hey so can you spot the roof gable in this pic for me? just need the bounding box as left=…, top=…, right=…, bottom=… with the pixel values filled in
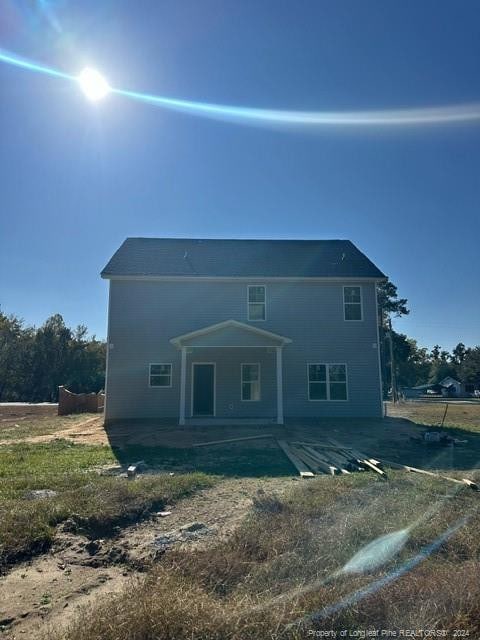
left=101, top=238, right=386, bottom=279
left=170, top=320, right=292, bottom=348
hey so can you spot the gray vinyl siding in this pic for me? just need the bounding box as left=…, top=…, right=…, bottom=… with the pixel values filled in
left=105, top=279, right=382, bottom=421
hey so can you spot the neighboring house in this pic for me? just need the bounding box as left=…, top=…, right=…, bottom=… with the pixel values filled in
left=402, top=377, right=470, bottom=399
left=439, top=376, right=462, bottom=397
left=101, top=238, right=387, bottom=424
left=400, top=385, right=428, bottom=399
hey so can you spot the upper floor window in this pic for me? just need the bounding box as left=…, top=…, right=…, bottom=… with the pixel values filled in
left=308, top=363, right=348, bottom=401
left=149, top=363, right=172, bottom=388
left=241, top=363, right=261, bottom=401
left=247, top=285, right=266, bottom=321
left=343, top=286, right=363, bottom=321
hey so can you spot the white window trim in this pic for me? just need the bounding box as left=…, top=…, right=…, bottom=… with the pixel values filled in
left=247, top=284, right=267, bottom=322
left=343, top=285, right=363, bottom=322
left=241, top=362, right=261, bottom=402
left=191, top=362, right=216, bottom=417
left=307, top=363, right=349, bottom=402
left=149, top=363, right=172, bottom=388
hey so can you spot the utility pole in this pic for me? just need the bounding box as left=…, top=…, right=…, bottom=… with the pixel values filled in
left=388, top=318, right=398, bottom=403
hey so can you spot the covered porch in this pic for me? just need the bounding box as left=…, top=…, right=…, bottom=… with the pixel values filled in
left=170, top=320, right=292, bottom=425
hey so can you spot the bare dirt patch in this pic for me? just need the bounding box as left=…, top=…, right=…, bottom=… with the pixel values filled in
left=0, top=476, right=294, bottom=638
left=0, top=404, right=57, bottom=424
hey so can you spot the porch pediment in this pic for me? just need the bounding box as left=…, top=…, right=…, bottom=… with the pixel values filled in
left=170, top=319, right=292, bottom=349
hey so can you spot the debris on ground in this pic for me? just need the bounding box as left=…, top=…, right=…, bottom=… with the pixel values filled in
left=276, top=438, right=478, bottom=491
left=409, top=431, right=468, bottom=446
left=25, top=489, right=58, bottom=500
left=153, top=522, right=213, bottom=550
left=193, top=433, right=274, bottom=447
left=126, top=460, right=147, bottom=479
left=378, top=458, right=479, bottom=491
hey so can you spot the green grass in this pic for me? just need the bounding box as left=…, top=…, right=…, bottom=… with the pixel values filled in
left=0, top=439, right=216, bottom=567
left=112, top=444, right=293, bottom=478
left=58, top=472, right=480, bottom=639
left=0, top=413, right=98, bottom=441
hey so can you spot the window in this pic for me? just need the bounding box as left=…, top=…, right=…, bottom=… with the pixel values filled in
left=343, top=286, right=363, bottom=321
left=308, top=363, right=347, bottom=401
left=149, top=363, right=172, bottom=387
left=248, top=285, right=266, bottom=321
left=241, top=363, right=261, bottom=401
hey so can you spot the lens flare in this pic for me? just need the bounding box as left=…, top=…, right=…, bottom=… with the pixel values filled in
left=1, top=48, right=480, bottom=129
left=77, top=68, right=110, bottom=101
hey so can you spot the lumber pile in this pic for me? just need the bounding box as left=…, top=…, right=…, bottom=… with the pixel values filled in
left=277, top=440, right=385, bottom=478
left=189, top=433, right=478, bottom=492
left=276, top=439, right=479, bottom=492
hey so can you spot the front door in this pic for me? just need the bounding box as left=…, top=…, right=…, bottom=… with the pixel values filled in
left=192, top=363, right=215, bottom=416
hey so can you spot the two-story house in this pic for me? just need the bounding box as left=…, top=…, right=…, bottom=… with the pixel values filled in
left=101, top=238, right=387, bottom=424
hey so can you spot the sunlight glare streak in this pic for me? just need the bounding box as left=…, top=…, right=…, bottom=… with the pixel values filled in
left=0, top=49, right=72, bottom=80
left=1, top=47, right=480, bottom=127
left=340, top=528, right=410, bottom=575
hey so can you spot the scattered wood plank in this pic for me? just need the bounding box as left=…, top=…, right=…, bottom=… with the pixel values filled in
left=293, top=442, right=355, bottom=451
left=333, top=444, right=382, bottom=468
left=356, top=458, right=386, bottom=477
left=302, top=445, right=351, bottom=474
left=290, top=445, right=336, bottom=475
left=276, top=441, right=315, bottom=478
left=193, top=433, right=274, bottom=447
left=378, top=458, right=479, bottom=491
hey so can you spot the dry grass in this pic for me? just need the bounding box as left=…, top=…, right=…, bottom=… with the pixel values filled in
left=388, top=400, right=480, bottom=432
left=58, top=472, right=480, bottom=639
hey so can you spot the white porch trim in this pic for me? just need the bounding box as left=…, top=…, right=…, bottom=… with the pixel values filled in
left=179, top=347, right=187, bottom=425
left=276, top=346, right=284, bottom=424
left=172, top=320, right=290, bottom=426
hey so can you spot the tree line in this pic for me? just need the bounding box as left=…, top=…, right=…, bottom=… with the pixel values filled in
left=1, top=284, right=479, bottom=403
left=0, top=310, right=105, bottom=402
left=378, top=282, right=480, bottom=394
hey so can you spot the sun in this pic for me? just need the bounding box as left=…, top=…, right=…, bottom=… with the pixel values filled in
left=77, top=67, right=110, bottom=101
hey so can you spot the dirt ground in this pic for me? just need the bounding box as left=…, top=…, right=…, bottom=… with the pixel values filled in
left=1, top=402, right=480, bottom=473
left=1, top=401, right=479, bottom=637
left=0, top=403, right=57, bottom=424
left=0, top=475, right=294, bottom=638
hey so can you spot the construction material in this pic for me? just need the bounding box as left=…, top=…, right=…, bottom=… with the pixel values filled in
left=193, top=433, right=274, bottom=447
left=293, top=442, right=355, bottom=451
left=276, top=441, right=315, bottom=477
left=378, top=458, right=479, bottom=491
left=289, top=444, right=336, bottom=475
left=357, top=458, right=386, bottom=477
left=302, top=445, right=351, bottom=474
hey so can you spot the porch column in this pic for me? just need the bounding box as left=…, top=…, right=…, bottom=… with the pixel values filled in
left=276, top=346, right=284, bottom=424
left=179, top=346, right=187, bottom=425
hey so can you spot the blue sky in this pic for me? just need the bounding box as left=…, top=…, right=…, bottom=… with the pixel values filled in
left=1, top=0, right=479, bottom=351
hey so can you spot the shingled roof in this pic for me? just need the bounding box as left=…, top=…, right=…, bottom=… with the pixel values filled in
left=101, top=238, right=386, bottom=279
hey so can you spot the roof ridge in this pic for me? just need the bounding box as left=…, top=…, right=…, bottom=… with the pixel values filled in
left=125, top=237, right=350, bottom=242
left=101, top=237, right=386, bottom=279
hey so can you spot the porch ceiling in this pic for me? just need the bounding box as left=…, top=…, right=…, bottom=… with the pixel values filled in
left=170, top=319, right=292, bottom=348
